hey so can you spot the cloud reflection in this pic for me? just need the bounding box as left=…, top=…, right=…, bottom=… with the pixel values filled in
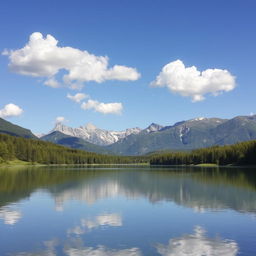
left=67, top=213, right=122, bottom=235
left=156, top=226, right=238, bottom=256
left=12, top=238, right=141, bottom=256
left=11, top=239, right=58, bottom=256
left=0, top=206, right=22, bottom=225
left=64, top=245, right=141, bottom=256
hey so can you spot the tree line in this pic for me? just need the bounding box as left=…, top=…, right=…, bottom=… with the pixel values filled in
left=1, top=132, right=255, bottom=166
left=0, top=133, right=146, bottom=164
left=150, top=140, right=256, bottom=165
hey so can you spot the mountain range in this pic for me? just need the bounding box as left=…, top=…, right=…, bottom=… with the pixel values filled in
left=47, top=122, right=142, bottom=146
left=1, top=115, right=256, bottom=155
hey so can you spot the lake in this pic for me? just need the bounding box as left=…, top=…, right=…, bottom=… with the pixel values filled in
left=0, top=166, right=256, bottom=255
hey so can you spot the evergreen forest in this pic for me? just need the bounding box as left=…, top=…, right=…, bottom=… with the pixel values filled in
left=0, top=133, right=145, bottom=165
left=150, top=140, right=256, bottom=166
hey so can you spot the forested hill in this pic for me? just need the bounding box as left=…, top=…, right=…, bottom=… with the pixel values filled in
left=1, top=131, right=255, bottom=166
left=0, top=133, right=145, bottom=165
left=0, top=117, right=37, bottom=139
left=150, top=140, right=256, bottom=166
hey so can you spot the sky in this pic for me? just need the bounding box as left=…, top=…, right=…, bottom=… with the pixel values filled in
left=0, top=0, right=256, bottom=134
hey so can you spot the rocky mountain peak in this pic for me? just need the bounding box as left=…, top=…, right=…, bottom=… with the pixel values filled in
left=145, top=123, right=163, bottom=133
left=49, top=122, right=143, bottom=146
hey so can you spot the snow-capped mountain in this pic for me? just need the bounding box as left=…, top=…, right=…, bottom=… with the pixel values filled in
left=41, top=114, right=256, bottom=155
left=51, top=123, right=142, bottom=146
left=143, top=123, right=164, bottom=133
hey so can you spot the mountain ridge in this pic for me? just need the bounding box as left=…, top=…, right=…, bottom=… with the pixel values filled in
left=106, top=115, right=256, bottom=155
left=50, top=122, right=142, bottom=146
left=2, top=114, right=256, bottom=156
left=41, top=131, right=112, bottom=154
left=0, top=118, right=37, bottom=139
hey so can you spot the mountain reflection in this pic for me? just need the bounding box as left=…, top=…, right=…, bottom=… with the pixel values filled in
left=0, top=166, right=256, bottom=218
left=156, top=226, right=238, bottom=256
left=48, top=167, right=256, bottom=214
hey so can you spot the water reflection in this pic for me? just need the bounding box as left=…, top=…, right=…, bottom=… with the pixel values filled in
left=1, top=166, right=254, bottom=255
left=0, top=205, right=22, bottom=225
left=156, top=226, right=238, bottom=256
left=67, top=213, right=122, bottom=236
left=53, top=180, right=121, bottom=208
left=0, top=166, right=256, bottom=217
left=64, top=241, right=141, bottom=256
left=12, top=238, right=142, bottom=256
left=49, top=168, right=256, bottom=214
left=11, top=239, right=58, bottom=256
left=10, top=226, right=238, bottom=256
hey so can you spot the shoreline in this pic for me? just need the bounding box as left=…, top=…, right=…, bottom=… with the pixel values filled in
left=0, top=160, right=150, bottom=168
left=1, top=161, right=255, bottom=169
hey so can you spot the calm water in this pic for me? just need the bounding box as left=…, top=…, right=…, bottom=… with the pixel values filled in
left=0, top=166, right=256, bottom=256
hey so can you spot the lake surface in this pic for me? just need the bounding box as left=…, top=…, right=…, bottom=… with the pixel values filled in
left=0, top=166, right=256, bottom=256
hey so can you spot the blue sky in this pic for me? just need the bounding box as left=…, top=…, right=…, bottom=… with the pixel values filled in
left=0, top=0, right=255, bottom=134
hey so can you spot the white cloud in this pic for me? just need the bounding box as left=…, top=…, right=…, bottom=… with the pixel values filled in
left=67, top=93, right=88, bottom=103
left=81, top=99, right=123, bottom=115
left=55, top=116, right=67, bottom=124
left=44, top=77, right=61, bottom=88
left=156, top=226, right=238, bottom=256
left=0, top=103, right=23, bottom=118
left=151, top=59, right=236, bottom=102
left=105, top=65, right=140, bottom=81
left=4, top=32, right=140, bottom=89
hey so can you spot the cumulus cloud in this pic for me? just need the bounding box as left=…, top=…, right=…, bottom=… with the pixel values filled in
left=44, top=77, right=61, bottom=88
left=156, top=226, right=238, bottom=256
left=151, top=59, right=236, bottom=102
left=81, top=99, right=123, bottom=115
left=4, top=32, right=140, bottom=89
left=0, top=103, right=23, bottom=118
left=67, top=93, right=88, bottom=103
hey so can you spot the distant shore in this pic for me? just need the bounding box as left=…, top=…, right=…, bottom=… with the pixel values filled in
left=0, top=160, right=150, bottom=167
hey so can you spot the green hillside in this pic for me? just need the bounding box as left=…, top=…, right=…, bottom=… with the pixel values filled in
left=0, top=133, right=143, bottom=165
left=107, top=116, right=256, bottom=155
left=107, top=118, right=226, bottom=155
left=0, top=118, right=37, bottom=139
